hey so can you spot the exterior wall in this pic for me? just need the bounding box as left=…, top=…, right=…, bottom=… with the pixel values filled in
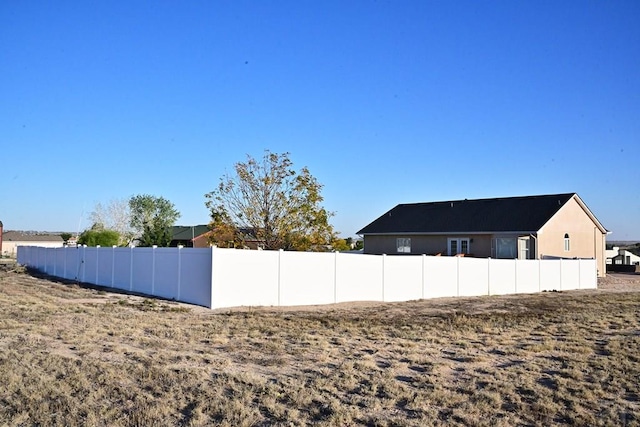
left=605, top=247, right=619, bottom=264
left=537, top=196, right=606, bottom=276
left=2, top=240, right=64, bottom=258
left=363, top=234, right=493, bottom=257
left=192, top=234, right=211, bottom=248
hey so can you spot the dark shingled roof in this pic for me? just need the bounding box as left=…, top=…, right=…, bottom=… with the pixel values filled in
left=1, top=231, right=64, bottom=242
left=357, top=193, right=577, bottom=235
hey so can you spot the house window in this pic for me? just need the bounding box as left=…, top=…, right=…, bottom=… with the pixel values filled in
left=564, top=233, right=570, bottom=251
left=396, top=238, right=411, bottom=253
left=448, top=238, right=470, bottom=256
left=495, top=238, right=517, bottom=258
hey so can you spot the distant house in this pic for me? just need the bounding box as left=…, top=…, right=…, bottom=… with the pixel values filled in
left=609, top=248, right=640, bottom=266
left=171, top=224, right=265, bottom=249
left=169, top=225, right=210, bottom=248
left=357, top=193, right=608, bottom=277
left=1, top=231, right=64, bottom=258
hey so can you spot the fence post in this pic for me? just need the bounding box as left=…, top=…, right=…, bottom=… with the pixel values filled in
left=514, top=259, right=518, bottom=294
left=210, top=246, right=215, bottom=309
left=177, top=245, right=182, bottom=301
left=382, top=254, right=386, bottom=302
left=538, top=259, right=541, bottom=292
left=278, top=249, right=283, bottom=306
left=334, top=251, right=338, bottom=304
left=422, top=254, right=426, bottom=299
left=81, top=245, right=87, bottom=283
left=456, top=256, right=460, bottom=297
left=487, top=258, right=491, bottom=295
left=152, top=246, right=157, bottom=295
left=112, top=246, right=116, bottom=287
left=129, top=246, right=134, bottom=292
left=95, top=246, right=100, bottom=285
left=577, top=258, right=581, bottom=289
left=559, top=258, right=563, bottom=291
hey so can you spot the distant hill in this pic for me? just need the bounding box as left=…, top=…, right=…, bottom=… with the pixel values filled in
left=607, top=240, right=640, bottom=246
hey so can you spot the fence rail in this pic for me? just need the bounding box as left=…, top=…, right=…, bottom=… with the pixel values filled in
left=17, top=246, right=597, bottom=309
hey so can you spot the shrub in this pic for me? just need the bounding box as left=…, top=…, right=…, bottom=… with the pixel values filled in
left=77, top=229, right=121, bottom=247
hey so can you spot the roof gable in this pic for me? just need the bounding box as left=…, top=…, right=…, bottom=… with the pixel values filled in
left=357, top=193, right=578, bottom=235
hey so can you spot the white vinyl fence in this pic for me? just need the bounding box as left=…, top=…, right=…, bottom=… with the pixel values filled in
left=17, top=246, right=212, bottom=307
left=17, top=246, right=597, bottom=309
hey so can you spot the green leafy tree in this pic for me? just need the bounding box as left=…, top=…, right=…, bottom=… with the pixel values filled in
left=332, top=238, right=351, bottom=252
left=205, top=151, right=336, bottom=251
left=129, top=194, right=181, bottom=247
left=60, top=232, right=73, bottom=244
left=77, top=229, right=121, bottom=247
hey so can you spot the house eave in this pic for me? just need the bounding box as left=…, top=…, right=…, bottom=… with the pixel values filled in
left=359, top=231, right=538, bottom=237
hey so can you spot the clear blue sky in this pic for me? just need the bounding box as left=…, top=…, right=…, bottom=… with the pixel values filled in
left=1, top=1, right=639, bottom=240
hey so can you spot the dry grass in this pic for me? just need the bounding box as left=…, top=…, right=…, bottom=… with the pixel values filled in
left=0, top=265, right=639, bottom=426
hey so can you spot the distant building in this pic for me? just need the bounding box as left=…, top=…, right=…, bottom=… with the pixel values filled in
left=1, top=231, right=64, bottom=258
left=607, top=247, right=640, bottom=266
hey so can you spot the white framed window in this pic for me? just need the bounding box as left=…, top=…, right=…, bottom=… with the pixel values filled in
left=448, top=238, right=470, bottom=255
left=396, top=238, right=411, bottom=253
left=564, top=233, right=570, bottom=251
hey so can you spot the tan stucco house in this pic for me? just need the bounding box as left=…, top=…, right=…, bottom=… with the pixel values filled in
left=357, top=193, right=608, bottom=277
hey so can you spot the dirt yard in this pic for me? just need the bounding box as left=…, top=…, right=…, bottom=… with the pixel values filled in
left=0, top=264, right=639, bottom=426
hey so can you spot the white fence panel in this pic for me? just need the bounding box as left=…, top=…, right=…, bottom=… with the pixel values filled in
left=53, top=248, right=64, bottom=278
left=459, top=257, right=489, bottom=297
left=539, top=260, right=561, bottom=292
left=335, top=253, right=383, bottom=303
left=279, top=251, right=335, bottom=306
left=42, top=248, right=49, bottom=274
left=489, top=258, right=516, bottom=295
left=39, top=248, right=48, bottom=274
left=131, top=248, right=154, bottom=295
left=36, top=248, right=46, bottom=271
left=383, top=255, right=423, bottom=302
left=179, top=249, right=213, bottom=307
left=16, top=246, right=26, bottom=265
left=44, top=248, right=55, bottom=275
left=579, top=259, right=597, bottom=289
left=97, top=248, right=115, bottom=287
left=66, top=248, right=80, bottom=280
left=112, top=248, right=132, bottom=290
left=515, top=260, right=540, bottom=294
left=560, top=259, right=580, bottom=291
left=424, top=256, right=458, bottom=298
left=49, top=248, right=59, bottom=276
left=82, top=247, right=98, bottom=284
left=211, top=248, right=280, bottom=308
left=54, top=248, right=67, bottom=279
left=153, top=248, right=180, bottom=300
